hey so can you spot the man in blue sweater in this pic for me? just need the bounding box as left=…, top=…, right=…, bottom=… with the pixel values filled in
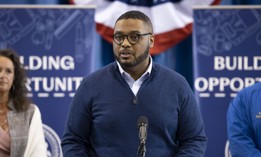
left=61, top=10, right=207, bottom=157
left=227, top=82, right=261, bottom=157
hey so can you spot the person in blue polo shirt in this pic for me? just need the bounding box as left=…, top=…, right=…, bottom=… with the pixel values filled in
left=227, top=82, right=261, bottom=157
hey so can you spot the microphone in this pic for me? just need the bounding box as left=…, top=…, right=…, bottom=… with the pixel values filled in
left=137, top=116, right=148, bottom=157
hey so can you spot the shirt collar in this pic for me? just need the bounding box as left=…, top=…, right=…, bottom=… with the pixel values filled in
left=117, top=56, right=153, bottom=77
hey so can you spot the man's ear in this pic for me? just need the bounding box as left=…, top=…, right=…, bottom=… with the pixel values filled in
left=149, top=34, right=155, bottom=48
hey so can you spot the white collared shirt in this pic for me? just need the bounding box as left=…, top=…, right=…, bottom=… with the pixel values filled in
left=117, top=56, right=152, bottom=96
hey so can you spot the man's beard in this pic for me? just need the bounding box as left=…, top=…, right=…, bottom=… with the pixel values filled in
left=115, top=45, right=150, bottom=68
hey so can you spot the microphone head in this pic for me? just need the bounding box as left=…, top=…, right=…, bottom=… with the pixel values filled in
left=137, top=116, right=148, bottom=128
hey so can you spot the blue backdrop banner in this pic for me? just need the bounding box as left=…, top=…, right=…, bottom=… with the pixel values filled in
left=0, top=5, right=95, bottom=157
left=193, top=6, right=261, bottom=157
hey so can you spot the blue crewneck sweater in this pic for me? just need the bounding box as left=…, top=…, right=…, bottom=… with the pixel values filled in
left=62, top=62, right=207, bottom=157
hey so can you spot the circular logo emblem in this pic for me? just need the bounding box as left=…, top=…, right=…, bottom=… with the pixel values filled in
left=43, top=124, right=63, bottom=157
left=225, top=140, right=232, bottom=157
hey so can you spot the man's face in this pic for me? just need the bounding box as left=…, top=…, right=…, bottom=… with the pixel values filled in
left=113, top=19, right=154, bottom=68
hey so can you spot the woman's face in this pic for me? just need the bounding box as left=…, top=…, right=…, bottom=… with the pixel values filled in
left=0, top=56, right=15, bottom=94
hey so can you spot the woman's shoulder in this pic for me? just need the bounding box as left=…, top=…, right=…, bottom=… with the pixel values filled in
left=28, top=104, right=42, bottom=115
left=27, top=103, right=36, bottom=112
left=22, top=104, right=39, bottom=118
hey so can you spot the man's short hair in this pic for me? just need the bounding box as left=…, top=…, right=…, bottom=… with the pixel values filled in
left=115, top=10, right=153, bottom=33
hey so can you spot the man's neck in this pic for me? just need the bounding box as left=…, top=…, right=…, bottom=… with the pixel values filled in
left=123, top=57, right=150, bottom=80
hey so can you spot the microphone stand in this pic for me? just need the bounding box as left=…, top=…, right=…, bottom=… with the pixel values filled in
left=137, top=139, right=146, bottom=157
left=137, top=116, right=148, bottom=157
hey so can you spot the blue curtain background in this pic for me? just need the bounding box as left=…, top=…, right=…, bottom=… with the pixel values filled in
left=0, top=0, right=260, bottom=89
